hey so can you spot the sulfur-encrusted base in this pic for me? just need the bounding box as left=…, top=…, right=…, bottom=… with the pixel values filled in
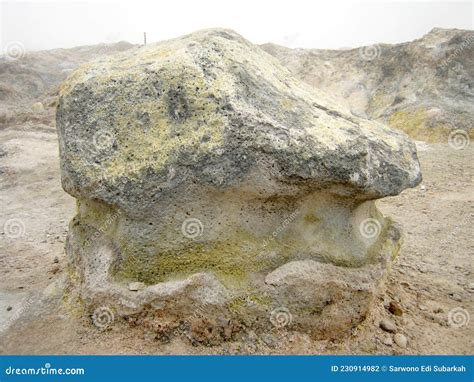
left=66, top=191, right=402, bottom=343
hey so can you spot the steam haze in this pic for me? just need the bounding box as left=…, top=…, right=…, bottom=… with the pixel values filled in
left=1, top=0, right=472, bottom=52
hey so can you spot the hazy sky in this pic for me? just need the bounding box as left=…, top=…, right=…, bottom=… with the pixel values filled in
left=1, top=0, right=472, bottom=52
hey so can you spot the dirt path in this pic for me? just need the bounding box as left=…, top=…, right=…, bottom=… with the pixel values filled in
left=0, top=125, right=472, bottom=354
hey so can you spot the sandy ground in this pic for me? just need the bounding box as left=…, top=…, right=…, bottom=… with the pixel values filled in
left=0, top=122, right=472, bottom=355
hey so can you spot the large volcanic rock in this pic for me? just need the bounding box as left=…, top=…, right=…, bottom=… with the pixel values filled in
left=57, top=29, right=421, bottom=342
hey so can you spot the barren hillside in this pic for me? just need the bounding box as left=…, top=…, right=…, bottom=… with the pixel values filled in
left=262, top=28, right=474, bottom=141
left=0, top=41, right=135, bottom=128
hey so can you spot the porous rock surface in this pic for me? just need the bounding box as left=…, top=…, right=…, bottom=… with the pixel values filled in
left=57, top=29, right=422, bottom=342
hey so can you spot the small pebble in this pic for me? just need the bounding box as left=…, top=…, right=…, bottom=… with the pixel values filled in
left=380, top=318, right=397, bottom=333
left=261, top=334, right=277, bottom=348
left=388, top=301, right=403, bottom=316
left=128, top=282, right=146, bottom=291
left=381, top=335, right=393, bottom=346
left=53, top=256, right=59, bottom=264
left=448, top=293, right=463, bottom=302
left=144, top=332, right=157, bottom=341
left=394, top=333, right=407, bottom=348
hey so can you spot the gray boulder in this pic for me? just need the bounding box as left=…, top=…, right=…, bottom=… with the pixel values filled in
left=57, top=28, right=421, bottom=342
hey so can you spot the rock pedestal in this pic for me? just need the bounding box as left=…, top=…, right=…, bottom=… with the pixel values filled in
left=57, top=29, right=421, bottom=342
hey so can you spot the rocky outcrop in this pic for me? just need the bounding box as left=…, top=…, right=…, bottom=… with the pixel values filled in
left=0, top=41, right=135, bottom=128
left=262, top=28, right=474, bottom=142
left=57, top=29, right=421, bottom=342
